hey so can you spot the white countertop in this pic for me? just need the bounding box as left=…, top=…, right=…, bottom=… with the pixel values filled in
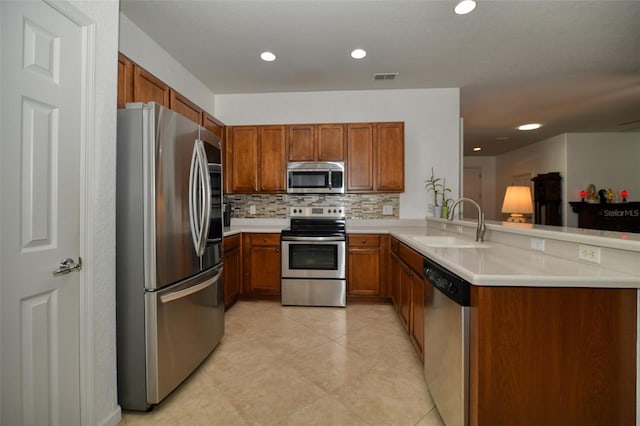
left=224, top=218, right=640, bottom=288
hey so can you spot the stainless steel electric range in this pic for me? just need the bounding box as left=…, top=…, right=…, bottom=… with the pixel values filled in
left=280, top=206, right=346, bottom=307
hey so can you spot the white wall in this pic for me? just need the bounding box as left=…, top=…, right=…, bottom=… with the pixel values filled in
left=215, top=89, right=461, bottom=219
left=495, top=134, right=568, bottom=223
left=565, top=132, right=640, bottom=227
left=463, top=156, right=497, bottom=220
left=68, top=1, right=120, bottom=425
left=118, top=14, right=216, bottom=114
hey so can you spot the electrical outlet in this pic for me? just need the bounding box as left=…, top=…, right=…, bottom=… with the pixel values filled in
left=456, top=226, right=464, bottom=234
left=249, top=205, right=256, bottom=215
left=578, top=245, right=601, bottom=263
left=382, top=205, right=393, bottom=215
left=530, top=238, right=545, bottom=251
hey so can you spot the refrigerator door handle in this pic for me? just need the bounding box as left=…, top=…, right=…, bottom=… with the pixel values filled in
left=188, top=139, right=212, bottom=257
left=196, top=139, right=211, bottom=256
left=159, top=267, right=223, bottom=304
left=188, top=143, right=201, bottom=255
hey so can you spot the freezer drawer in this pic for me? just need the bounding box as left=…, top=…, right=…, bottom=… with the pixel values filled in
left=145, top=266, right=224, bottom=405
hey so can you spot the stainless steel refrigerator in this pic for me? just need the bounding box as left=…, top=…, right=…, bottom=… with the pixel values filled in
left=116, top=102, right=224, bottom=411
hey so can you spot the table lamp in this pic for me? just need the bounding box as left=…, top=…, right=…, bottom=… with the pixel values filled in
left=501, top=185, right=533, bottom=223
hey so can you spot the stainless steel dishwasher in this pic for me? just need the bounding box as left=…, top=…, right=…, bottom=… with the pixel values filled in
left=424, top=257, right=471, bottom=426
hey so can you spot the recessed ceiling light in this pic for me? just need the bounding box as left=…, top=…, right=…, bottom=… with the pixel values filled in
left=454, top=0, right=477, bottom=15
left=472, top=147, right=482, bottom=152
left=518, top=123, right=542, bottom=131
left=351, top=49, right=367, bottom=59
left=260, top=51, right=276, bottom=62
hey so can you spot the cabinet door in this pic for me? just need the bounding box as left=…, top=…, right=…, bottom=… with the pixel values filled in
left=317, top=124, right=345, bottom=161
left=347, top=123, right=374, bottom=192
left=202, top=112, right=224, bottom=139
left=259, top=126, right=286, bottom=192
left=133, top=65, right=169, bottom=107
left=410, top=274, right=425, bottom=359
left=247, top=234, right=281, bottom=295
left=170, top=90, right=202, bottom=124
left=375, top=122, right=404, bottom=192
left=389, top=251, right=401, bottom=312
left=223, top=235, right=241, bottom=309
left=117, top=54, right=133, bottom=108
left=398, top=263, right=411, bottom=332
left=347, top=235, right=380, bottom=296
left=288, top=125, right=315, bottom=161
left=228, top=126, right=259, bottom=193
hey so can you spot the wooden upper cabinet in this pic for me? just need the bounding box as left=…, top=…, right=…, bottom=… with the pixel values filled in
left=317, top=124, right=345, bottom=161
left=226, top=126, right=259, bottom=193
left=288, top=125, right=315, bottom=161
left=346, top=122, right=404, bottom=193
left=225, top=125, right=286, bottom=194
left=288, top=124, right=345, bottom=162
left=202, top=112, right=224, bottom=139
left=376, top=122, right=404, bottom=192
left=117, top=54, right=133, bottom=108
left=132, top=65, right=170, bottom=107
left=170, top=90, right=202, bottom=124
left=259, top=126, right=286, bottom=192
left=347, top=123, right=375, bottom=192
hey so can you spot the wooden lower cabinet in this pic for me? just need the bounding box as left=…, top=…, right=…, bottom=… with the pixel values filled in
left=223, top=234, right=241, bottom=309
left=470, top=285, right=636, bottom=425
left=347, top=234, right=388, bottom=302
left=409, top=271, right=425, bottom=357
left=242, top=233, right=281, bottom=298
left=390, top=238, right=426, bottom=358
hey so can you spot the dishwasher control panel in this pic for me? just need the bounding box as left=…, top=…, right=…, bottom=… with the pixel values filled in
left=424, top=258, right=470, bottom=306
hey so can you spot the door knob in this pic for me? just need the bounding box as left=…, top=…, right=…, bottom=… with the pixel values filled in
left=53, top=257, right=82, bottom=276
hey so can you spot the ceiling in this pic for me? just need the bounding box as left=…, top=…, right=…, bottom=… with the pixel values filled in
left=120, top=0, right=640, bottom=156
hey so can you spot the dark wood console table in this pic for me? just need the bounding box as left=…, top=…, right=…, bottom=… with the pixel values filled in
left=570, top=202, right=640, bottom=233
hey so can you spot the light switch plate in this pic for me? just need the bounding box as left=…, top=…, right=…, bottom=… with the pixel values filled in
left=249, top=205, right=256, bottom=214
left=383, top=205, right=393, bottom=215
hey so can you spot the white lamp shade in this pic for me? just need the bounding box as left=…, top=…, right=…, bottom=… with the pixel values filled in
left=501, top=186, right=533, bottom=214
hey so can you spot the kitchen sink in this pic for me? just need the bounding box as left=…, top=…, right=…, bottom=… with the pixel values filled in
left=410, top=235, right=490, bottom=248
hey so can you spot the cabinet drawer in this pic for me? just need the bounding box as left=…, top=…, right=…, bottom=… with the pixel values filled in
left=348, top=234, right=380, bottom=248
left=224, top=234, right=241, bottom=252
left=250, top=233, right=280, bottom=246
left=399, top=243, right=424, bottom=278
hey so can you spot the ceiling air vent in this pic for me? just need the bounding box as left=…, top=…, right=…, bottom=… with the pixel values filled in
left=373, top=73, right=398, bottom=81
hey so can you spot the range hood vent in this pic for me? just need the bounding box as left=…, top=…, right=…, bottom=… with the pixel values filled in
left=373, top=73, right=399, bottom=81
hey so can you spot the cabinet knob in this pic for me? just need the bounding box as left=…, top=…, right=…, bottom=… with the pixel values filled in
left=361, top=239, right=366, bottom=244
left=276, top=248, right=280, bottom=253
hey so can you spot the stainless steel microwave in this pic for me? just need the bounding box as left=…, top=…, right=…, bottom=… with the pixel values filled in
left=286, top=161, right=345, bottom=194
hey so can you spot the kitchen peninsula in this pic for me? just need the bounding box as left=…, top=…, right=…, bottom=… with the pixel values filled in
left=224, top=217, right=640, bottom=425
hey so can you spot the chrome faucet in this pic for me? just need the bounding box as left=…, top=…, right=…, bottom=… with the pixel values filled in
left=447, top=197, right=486, bottom=242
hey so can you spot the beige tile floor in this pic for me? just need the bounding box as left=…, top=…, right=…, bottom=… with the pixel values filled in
left=120, top=300, right=445, bottom=426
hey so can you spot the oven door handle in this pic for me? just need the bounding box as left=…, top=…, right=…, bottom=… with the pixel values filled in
left=281, top=236, right=345, bottom=242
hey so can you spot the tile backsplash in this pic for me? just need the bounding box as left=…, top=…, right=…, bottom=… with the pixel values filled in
left=225, top=194, right=400, bottom=219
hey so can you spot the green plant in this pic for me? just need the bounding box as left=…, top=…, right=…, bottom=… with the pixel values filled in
left=424, top=168, right=451, bottom=207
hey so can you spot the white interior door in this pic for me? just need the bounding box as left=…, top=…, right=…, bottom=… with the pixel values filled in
left=1, top=1, right=85, bottom=424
